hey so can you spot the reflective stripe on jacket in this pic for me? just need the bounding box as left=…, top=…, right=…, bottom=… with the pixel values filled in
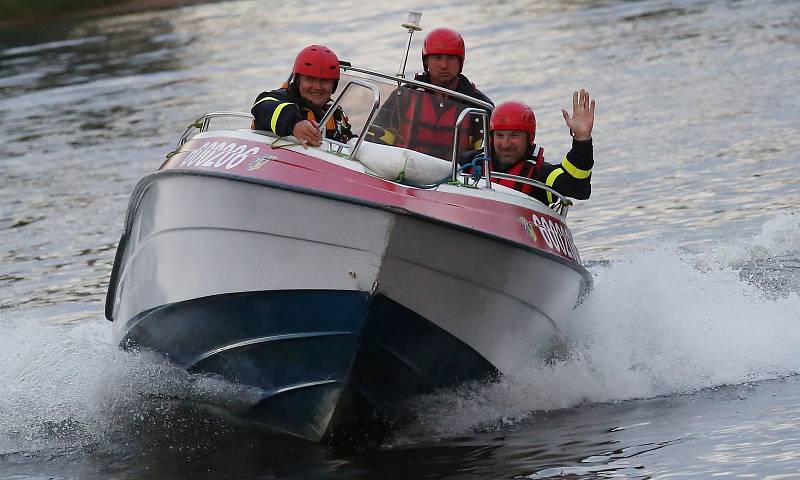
left=250, top=86, right=353, bottom=142
left=492, top=138, right=594, bottom=205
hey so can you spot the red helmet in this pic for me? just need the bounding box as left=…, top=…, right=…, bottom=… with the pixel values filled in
left=292, top=44, right=340, bottom=80
left=422, top=27, right=465, bottom=67
left=490, top=101, right=537, bottom=144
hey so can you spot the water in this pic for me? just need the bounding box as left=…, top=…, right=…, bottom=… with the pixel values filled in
left=1, top=0, right=799, bottom=477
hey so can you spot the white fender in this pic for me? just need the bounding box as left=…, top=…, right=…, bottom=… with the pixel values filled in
left=351, top=139, right=453, bottom=185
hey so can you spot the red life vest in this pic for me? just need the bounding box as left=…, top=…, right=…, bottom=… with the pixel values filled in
left=399, top=92, right=475, bottom=160
left=492, top=145, right=545, bottom=195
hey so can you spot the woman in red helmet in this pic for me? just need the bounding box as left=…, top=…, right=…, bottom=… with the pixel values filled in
left=251, top=44, right=353, bottom=148
left=369, top=27, right=493, bottom=160
left=484, top=90, right=596, bottom=205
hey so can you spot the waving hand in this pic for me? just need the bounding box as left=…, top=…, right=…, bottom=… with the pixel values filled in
left=561, top=89, right=595, bottom=141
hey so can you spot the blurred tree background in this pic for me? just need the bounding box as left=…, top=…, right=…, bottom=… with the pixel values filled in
left=0, top=0, right=128, bottom=17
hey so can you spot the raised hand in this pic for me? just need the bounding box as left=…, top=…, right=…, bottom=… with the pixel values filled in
left=292, top=119, right=323, bottom=149
left=561, top=89, right=595, bottom=141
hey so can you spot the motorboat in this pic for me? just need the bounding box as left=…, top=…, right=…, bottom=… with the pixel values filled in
left=105, top=41, right=592, bottom=443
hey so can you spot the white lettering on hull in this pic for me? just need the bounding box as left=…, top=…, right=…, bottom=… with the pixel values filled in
left=519, top=214, right=580, bottom=261
left=179, top=141, right=260, bottom=170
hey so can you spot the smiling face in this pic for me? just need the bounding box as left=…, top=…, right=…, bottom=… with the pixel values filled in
left=492, top=130, right=529, bottom=168
left=297, top=75, right=335, bottom=109
left=424, top=54, right=461, bottom=88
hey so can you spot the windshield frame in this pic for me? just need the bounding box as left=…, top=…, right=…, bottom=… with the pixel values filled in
left=327, top=66, right=493, bottom=167
left=341, top=65, right=494, bottom=111
left=317, top=78, right=382, bottom=157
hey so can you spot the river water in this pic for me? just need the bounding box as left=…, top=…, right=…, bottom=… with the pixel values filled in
left=1, top=0, right=799, bottom=478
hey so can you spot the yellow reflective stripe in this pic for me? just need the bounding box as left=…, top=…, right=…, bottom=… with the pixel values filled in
left=366, top=128, right=395, bottom=145
left=253, top=96, right=281, bottom=107
left=270, top=102, right=292, bottom=133
left=562, top=155, right=592, bottom=179
left=545, top=168, right=563, bottom=204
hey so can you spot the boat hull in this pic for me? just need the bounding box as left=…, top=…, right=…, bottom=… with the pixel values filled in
left=126, top=289, right=368, bottom=440
left=108, top=170, right=591, bottom=441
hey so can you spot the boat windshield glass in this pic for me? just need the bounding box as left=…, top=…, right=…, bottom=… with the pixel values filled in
left=335, top=73, right=489, bottom=162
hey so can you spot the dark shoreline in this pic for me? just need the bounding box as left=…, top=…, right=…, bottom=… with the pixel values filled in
left=0, top=0, right=218, bottom=31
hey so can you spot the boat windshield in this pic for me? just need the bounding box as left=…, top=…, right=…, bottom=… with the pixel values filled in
left=334, top=72, right=491, bottom=162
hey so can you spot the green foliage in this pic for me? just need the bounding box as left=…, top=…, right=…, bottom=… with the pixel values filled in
left=0, top=0, right=129, bottom=18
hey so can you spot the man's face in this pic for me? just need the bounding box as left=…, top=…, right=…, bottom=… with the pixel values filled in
left=492, top=130, right=528, bottom=168
left=425, top=54, right=461, bottom=87
left=297, top=75, right=335, bottom=109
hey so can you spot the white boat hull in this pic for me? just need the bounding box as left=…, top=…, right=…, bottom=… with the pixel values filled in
left=108, top=170, right=590, bottom=441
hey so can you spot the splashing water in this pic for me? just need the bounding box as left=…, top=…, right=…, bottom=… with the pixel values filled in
left=0, top=312, right=263, bottom=456
left=2, top=214, right=799, bottom=451
left=399, top=213, right=800, bottom=442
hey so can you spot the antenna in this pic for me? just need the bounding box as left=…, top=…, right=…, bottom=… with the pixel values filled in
left=397, top=11, right=422, bottom=78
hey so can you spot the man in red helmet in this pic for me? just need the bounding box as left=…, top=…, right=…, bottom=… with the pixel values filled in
left=482, top=90, right=596, bottom=205
left=418, top=27, right=489, bottom=98
left=369, top=27, right=493, bottom=160
left=251, top=44, right=353, bottom=148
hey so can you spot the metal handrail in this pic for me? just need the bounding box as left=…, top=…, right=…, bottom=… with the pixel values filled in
left=177, top=111, right=254, bottom=148
left=341, top=65, right=494, bottom=111
left=170, top=92, right=571, bottom=217
left=328, top=73, right=570, bottom=217
left=488, top=172, right=572, bottom=217
left=317, top=79, right=381, bottom=160
left=451, top=108, right=490, bottom=184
